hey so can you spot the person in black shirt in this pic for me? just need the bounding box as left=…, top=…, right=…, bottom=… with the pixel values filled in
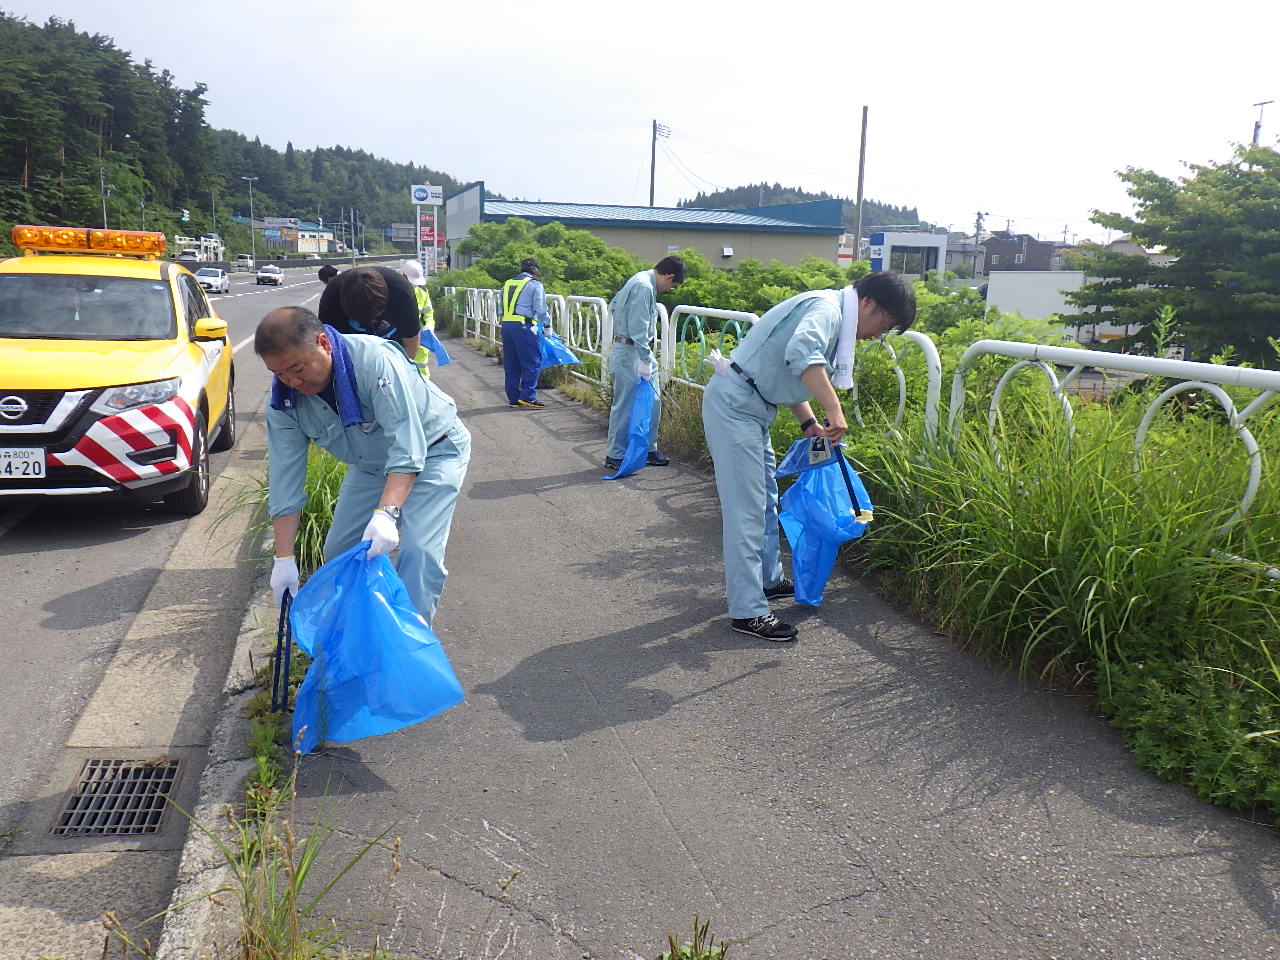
left=317, top=265, right=420, bottom=357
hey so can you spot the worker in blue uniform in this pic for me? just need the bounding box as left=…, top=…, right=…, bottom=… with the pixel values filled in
left=701, top=271, right=916, bottom=641
left=604, top=256, right=685, bottom=470
left=500, top=258, right=550, bottom=407
left=257, top=305, right=471, bottom=624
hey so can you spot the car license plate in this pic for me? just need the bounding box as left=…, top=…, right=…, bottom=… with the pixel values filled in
left=0, top=447, right=46, bottom=478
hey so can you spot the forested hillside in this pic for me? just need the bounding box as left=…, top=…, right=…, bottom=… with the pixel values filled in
left=0, top=13, right=465, bottom=253
left=678, top=183, right=926, bottom=232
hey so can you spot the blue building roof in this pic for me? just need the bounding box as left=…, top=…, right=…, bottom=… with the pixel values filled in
left=483, top=199, right=842, bottom=235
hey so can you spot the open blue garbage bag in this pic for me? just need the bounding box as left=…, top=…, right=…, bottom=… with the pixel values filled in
left=539, top=330, right=580, bottom=367
left=776, top=436, right=874, bottom=606
left=419, top=326, right=452, bottom=366
left=289, top=542, right=464, bottom=755
left=603, top=377, right=656, bottom=480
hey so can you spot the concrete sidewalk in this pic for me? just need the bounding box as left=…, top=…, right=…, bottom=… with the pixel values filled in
left=231, top=344, right=1280, bottom=958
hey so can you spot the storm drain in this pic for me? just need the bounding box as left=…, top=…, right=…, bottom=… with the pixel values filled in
left=50, top=758, right=182, bottom=837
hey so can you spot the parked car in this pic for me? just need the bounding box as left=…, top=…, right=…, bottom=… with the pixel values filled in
left=305, top=253, right=321, bottom=260
left=194, top=266, right=230, bottom=294
left=234, top=254, right=255, bottom=271
left=0, top=224, right=236, bottom=515
left=256, top=264, right=284, bottom=285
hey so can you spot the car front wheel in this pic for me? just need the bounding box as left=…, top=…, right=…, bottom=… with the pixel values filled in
left=163, top=412, right=210, bottom=515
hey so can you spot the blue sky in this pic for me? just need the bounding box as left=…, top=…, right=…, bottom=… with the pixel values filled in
left=10, top=0, right=1279, bottom=242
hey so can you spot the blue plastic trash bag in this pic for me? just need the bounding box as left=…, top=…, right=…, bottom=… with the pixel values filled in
left=775, top=434, right=841, bottom=478
left=539, top=330, right=580, bottom=367
left=604, top=377, right=656, bottom=480
left=289, top=542, right=464, bottom=755
left=419, top=326, right=452, bottom=366
left=777, top=440, right=874, bottom=606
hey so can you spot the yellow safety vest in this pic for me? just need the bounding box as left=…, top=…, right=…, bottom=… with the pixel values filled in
left=501, top=276, right=533, bottom=324
left=413, top=286, right=435, bottom=331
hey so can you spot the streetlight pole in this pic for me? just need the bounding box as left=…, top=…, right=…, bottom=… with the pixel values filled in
left=1253, top=100, right=1274, bottom=146
left=240, top=175, right=259, bottom=264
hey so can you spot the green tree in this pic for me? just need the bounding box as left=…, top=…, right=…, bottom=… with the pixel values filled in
left=1067, top=145, right=1280, bottom=364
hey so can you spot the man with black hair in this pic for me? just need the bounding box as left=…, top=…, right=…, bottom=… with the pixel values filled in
left=701, top=271, right=916, bottom=641
left=318, top=264, right=339, bottom=285
left=318, top=265, right=421, bottom=358
left=604, top=255, right=685, bottom=469
left=500, top=257, right=549, bottom=407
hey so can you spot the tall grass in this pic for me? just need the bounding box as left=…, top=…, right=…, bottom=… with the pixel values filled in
left=858, top=385, right=1280, bottom=815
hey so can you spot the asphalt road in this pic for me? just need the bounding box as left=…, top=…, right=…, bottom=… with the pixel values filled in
left=0, top=267, right=319, bottom=840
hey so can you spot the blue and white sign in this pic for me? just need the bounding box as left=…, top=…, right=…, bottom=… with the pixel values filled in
left=410, top=184, right=442, bottom=206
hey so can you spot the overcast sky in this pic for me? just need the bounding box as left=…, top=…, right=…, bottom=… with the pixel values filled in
left=9, top=0, right=1278, bottom=242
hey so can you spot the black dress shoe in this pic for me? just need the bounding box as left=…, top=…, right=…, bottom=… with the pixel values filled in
left=646, top=451, right=670, bottom=466
left=604, top=457, right=622, bottom=470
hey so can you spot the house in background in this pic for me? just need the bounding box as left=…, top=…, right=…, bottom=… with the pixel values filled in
left=982, top=231, right=1055, bottom=272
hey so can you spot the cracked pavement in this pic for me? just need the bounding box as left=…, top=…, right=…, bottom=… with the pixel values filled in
left=276, top=341, right=1280, bottom=960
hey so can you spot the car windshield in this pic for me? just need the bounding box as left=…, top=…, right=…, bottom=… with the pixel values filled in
left=261, top=266, right=279, bottom=272
left=0, top=274, right=176, bottom=340
left=196, top=268, right=218, bottom=277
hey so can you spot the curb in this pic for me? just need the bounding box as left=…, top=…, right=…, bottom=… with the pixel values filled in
left=153, top=544, right=277, bottom=960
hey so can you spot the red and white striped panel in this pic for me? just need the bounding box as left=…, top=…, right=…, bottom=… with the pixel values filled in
left=49, top=397, right=196, bottom=485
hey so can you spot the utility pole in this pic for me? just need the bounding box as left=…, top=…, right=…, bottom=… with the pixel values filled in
left=240, top=175, right=259, bottom=264
left=972, top=211, right=989, bottom=277
left=1253, top=100, right=1274, bottom=146
left=140, top=196, right=146, bottom=231
left=853, top=106, right=868, bottom=263
left=648, top=120, right=669, bottom=207
left=649, top=120, right=657, bottom=206
left=99, top=167, right=111, bottom=228
left=210, top=188, right=216, bottom=234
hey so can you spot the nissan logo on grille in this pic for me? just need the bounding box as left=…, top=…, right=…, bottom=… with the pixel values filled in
left=0, top=395, right=28, bottom=420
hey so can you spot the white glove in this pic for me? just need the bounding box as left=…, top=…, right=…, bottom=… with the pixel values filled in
left=362, top=509, right=400, bottom=557
left=637, top=359, right=654, bottom=381
left=271, top=556, right=299, bottom=606
left=543, top=323, right=554, bottom=336
left=703, top=349, right=731, bottom=374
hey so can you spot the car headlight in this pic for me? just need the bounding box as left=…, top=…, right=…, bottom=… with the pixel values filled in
left=90, top=378, right=181, bottom=415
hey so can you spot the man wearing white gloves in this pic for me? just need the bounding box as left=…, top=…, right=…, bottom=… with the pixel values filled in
left=257, top=305, right=471, bottom=623
left=603, top=256, right=685, bottom=470
left=701, top=271, right=915, bottom=641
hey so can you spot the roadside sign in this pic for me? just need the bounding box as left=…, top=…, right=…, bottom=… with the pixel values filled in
left=410, top=184, right=442, bottom=206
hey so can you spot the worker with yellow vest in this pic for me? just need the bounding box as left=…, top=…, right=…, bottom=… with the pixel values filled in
left=401, top=259, right=437, bottom=376
left=500, top=257, right=549, bottom=407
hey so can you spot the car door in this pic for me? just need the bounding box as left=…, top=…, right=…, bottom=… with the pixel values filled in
left=178, top=274, right=230, bottom=426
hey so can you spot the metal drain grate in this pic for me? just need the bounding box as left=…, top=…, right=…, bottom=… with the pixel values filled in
left=51, top=758, right=182, bottom=837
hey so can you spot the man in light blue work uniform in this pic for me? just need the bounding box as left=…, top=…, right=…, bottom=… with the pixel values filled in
left=604, top=256, right=685, bottom=470
left=701, top=271, right=916, bottom=641
left=257, top=306, right=471, bottom=624
left=500, top=257, right=550, bottom=407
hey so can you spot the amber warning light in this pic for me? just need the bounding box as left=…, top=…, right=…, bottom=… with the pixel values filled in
left=12, top=225, right=168, bottom=258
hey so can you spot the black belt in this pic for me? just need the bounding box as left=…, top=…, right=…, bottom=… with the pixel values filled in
left=503, top=316, right=535, bottom=326
left=429, top=431, right=450, bottom=447
left=729, top=361, right=772, bottom=405
left=613, top=335, right=636, bottom=345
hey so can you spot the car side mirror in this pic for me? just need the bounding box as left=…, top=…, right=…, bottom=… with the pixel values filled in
left=194, top=316, right=228, bottom=341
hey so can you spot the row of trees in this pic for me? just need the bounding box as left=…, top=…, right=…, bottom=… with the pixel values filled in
left=0, top=13, right=464, bottom=255
left=678, top=182, right=927, bottom=233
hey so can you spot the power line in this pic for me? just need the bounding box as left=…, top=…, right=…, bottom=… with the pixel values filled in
left=658, top=139, right=725, bottom=194
left=664, top=125, right=849, bottom=183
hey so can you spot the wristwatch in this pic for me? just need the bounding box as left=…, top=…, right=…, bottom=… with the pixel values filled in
left=376, top=504, right=402, bottom=521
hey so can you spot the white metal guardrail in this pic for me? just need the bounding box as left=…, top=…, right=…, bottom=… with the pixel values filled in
left=446, top=287, right=1274, bottom=566
left=949, top=340, right=1280, bottom=572
left=665, top=306, right=759, bottom=389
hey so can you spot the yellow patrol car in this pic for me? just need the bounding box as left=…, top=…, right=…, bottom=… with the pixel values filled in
left=0, top=225, right=235, bottom=514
